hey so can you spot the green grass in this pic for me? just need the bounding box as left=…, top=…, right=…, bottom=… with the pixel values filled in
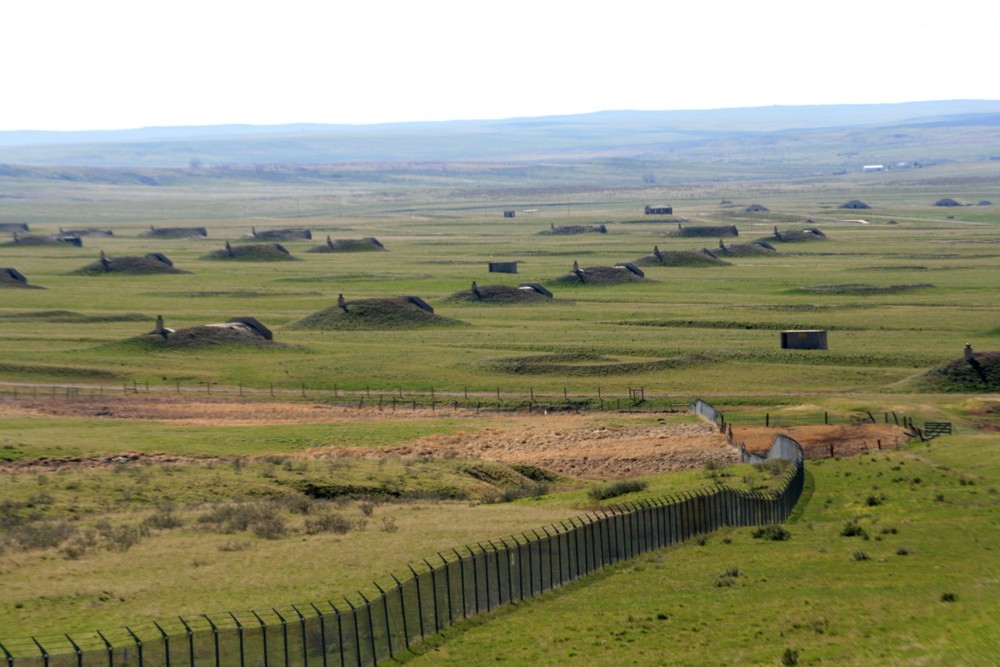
left=399, top=435, right=1000, bottom=666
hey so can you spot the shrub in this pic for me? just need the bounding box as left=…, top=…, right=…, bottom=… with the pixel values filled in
left=941, top=592, right=957, bottom=602
left=896, top=547, right=911, bottom=556
left=865, top=494, right=884, bottom=506
left=751, top=525, right=790, bottom=541
left=840, top=521, right=868, bottom=539
left=98, top=523, right=144, bottom=552
left=6, top=521, right=77, bottom=551
left=143, top=507, right=184, bottom=530
left=851, top=550, right=870, bottom=561
left=305, top=513, right=353, bottom=535
left=380, top=516, right=398, bottom=533
left=588, top=480, right=647, bottom=501
left=782, top=648, right=799, bottom=665
left=252, top=516, right=287, bottom=540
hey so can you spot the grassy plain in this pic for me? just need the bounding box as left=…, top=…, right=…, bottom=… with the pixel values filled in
left=1, top=157, right=999, bottom=661
left=402, top=435, right=1000, bottom=666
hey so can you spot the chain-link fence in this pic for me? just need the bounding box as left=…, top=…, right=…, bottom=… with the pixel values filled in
left=1, top=404, right=805, bottom=667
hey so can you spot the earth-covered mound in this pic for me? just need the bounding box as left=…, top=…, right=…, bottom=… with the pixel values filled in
left=714, top=240, right=777, bottom=257
left=2, top=234, right=81, bottom=247
left=667, top=225, right=738, bottom=238
left=244, top=227, right=312, bottom=241
left=292, top=296, right=464, bottom=330
left=205, top=243, right=297, bottom=261
left=634, top=247, right=730, bottom=267
left=758, top=227, right=828, bottom=242
left=0, top=268, right=43, bottom=289
left=137, top=324, right=279, bottom=349
left=142, top=226, right=207, bottom=238
left=538, top=224, right=607, bottom=235
left=446, top=283, right=553, bottom=304
left=73, top=253, right=187, bottom=275
left=308, top=237, right=386, bottom=253
left=550, top=264, right=647, bottom=286
left=912, top=351, right=1000, bottom=392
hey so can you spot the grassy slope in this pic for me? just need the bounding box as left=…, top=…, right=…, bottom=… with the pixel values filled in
left=401, top=435, right=1000, bottom=666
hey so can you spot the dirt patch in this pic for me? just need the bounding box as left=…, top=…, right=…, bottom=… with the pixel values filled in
left=324, top=420, right=737, bottom=479
left=731, top=423, right=910, bottom=458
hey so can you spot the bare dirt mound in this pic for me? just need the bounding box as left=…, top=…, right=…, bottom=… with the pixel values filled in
left=539, top=224, right=607, bottom=235
left=333, top=420, right=737, bottom=479
left=731, top=423, right=910, bottom=459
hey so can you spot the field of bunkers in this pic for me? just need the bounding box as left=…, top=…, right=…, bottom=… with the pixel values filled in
left=1, top=159, right=999, bottom=665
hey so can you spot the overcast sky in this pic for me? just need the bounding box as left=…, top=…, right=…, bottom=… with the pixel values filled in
left=3, top=0, right=999, bottom=132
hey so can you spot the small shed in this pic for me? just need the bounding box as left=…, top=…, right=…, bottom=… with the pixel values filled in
left=645, top=205, right=673, bottom=215
left=489, top=261, right=518, bottom=274
left=781, top=330, right=828, bottom=350
left=503, top=210, right=516, bottom=218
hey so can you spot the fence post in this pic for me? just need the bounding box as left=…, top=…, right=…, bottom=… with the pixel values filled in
left=406, top=565, right=425, bottom=639
left=498, top=538, right=515, bottom=603
left=356, top=593, right=378, bottom=667
left=423, top=559, right=441, bottom=633
left=438, top=553, right=454, bottom=627
left=178, top=617, right=196, bottom=667
left=389, top=574, right=410, bottom=651
left=309, top=603, right=329, bottom=667
left=271, top=609, right=289, bottom=667
left=126, top=627, right=144, bottom=667
left=475, top=544, right=492, bottom=612
left=31, top=637, right=49, bottom=667
left=341, top=600, right=362, bottom=667
left=372, top=583, right=393, bottom=660
left=451, top=549, right=467, bottom=620
left=96, top=630, right=114, bottom=667
left=151, top=622, right=171, bottom=667
left=292, top=606, right=309, bottom=667
left=326, top=604, right=346, bottom=667
left=251, top=612, right=269, bottom=667
left=204, top=615, right=221, bottom=667
left=0, top=641, right=13, bottom=667
left=488, top=541, right=504, bottom=606
left=228, top=613, right=245, bottom=667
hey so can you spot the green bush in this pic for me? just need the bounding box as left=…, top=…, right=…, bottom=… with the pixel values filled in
left=751, top=525, right=790, bottom=541
left=588, top=480, right=648, bottom=501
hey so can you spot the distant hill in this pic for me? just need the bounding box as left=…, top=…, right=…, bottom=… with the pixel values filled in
left=2, top=100, right=1000, bottom=168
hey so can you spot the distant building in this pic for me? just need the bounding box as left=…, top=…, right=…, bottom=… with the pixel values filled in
left=503, top=210, right=516, bottom=218
left=644, top=205, right=673, bottom=215
left=862, top=165, right=885, bottom=172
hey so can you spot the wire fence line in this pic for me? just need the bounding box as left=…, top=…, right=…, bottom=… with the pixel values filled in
left=0, top=381, right=687, bottom=415
left=1, top=402, right=806, bottom=667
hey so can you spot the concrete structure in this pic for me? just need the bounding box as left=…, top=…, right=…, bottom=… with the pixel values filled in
left=488, top=261, right=518, bottom=274
left=228, top=317, right=273, bottom=340
left=503, top=210, right=516, bottom=218
left=781, top=330, right=828, bottom=350
left=862, top=165, right=885, bottom=172
left=645, top=205, right=673, bottom=215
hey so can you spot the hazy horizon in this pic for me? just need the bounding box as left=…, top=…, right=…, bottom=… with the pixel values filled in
left=5, top=0, right=1000, bottom=133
